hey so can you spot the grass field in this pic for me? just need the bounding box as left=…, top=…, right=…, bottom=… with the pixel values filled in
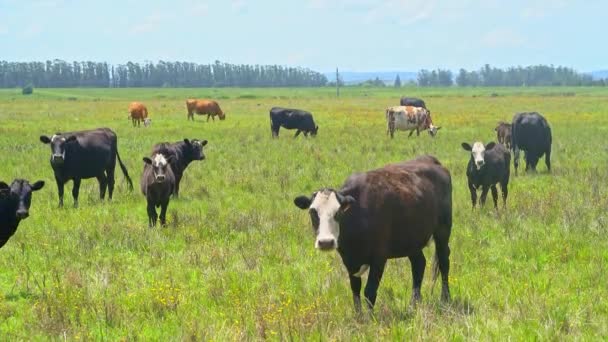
left=1, top=86, right=607, bottom=340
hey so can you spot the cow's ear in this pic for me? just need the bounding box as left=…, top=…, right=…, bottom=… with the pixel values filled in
left=184, top=139, right=191, bottom=146
left=461, top=143, right=472, bottom=151
left=0, top=181, right=9, bottom=190
left=337, top=194, right=356, bottom=213
left=485, top=142, right=496, bottom=150
left=40, top=135, right=51, bottom=144
left=436, top=126, right=442, bottom=130
left=200, top=139, right=208, bottom=147
left=31, top=181, right=45, bottom=191
left=66, top=135, right=77, bottom=142
left=294, top=195, right=312, bottom=209
left=143, top=157, right=152, bottom=165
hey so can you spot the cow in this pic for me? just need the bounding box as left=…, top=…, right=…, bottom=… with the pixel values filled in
left=494, top=121, right=512, bottom=149
left=461, top=141, right=510, bottom=209
left=151, top=139, right=207, bottom=197
left=293, top=156, right=452, bottom=312
left=511, top=112, right=552, bottom=174
left=386, top=106, right=441, bottom=138
left=39, top=128, right=133, bottom=208
left=141, top=154, right=176, bottom=227
left=399, top=97, right=427, bottom=109
left=186, top=99, right=225, bottom=121
left=128, top=101, right=150, bottom=127
left=270, top=107, right=319, bottom=138
left=1, top=179, right=45, bottom=248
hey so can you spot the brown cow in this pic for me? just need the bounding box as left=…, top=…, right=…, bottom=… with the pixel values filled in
left=494, top=121, right=512, bottom=149
left=186, top=99, right=226, bottom=121
left=128, top=102, right=150, bottom=127
left=294, top=155, right=452, bottom=312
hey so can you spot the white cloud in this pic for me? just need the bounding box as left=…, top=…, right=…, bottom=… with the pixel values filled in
left=481, top=28, right=526, bottom=48
left=129, top=14, right=163, bottom=35
left=190, top=3, right=209, bottom=16
left=522, top=0, right=569, bottom=18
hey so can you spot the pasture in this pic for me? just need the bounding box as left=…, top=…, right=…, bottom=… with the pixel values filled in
left=0, top=87, right=607, bottom=340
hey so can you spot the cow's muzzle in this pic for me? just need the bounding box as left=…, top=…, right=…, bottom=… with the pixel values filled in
left=316, top=238, right=337, bottom=251
left=16, top=210, right=29, bottom=219
left=52, top=154, right=64, bottom=163
left=155, top=175, right=166, bottom=182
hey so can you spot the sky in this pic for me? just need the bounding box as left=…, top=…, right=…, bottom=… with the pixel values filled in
left=0, top=0, right=606, bottom=72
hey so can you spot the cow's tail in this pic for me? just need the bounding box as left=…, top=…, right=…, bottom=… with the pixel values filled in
left=116, top=150, right=134, bottom=191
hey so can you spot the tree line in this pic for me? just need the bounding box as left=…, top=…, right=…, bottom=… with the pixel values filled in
left=0, top=60, right=328, bottom=88
left=415, top=64, right=605, bottom=87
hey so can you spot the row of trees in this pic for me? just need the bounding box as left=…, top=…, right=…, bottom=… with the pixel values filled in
left=0, top=60, right=328, bottom=88
left=415, top=64, right=602, bottom=87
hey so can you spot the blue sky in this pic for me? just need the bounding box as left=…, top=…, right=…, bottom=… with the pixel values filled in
left=0, top=0, right=605, bottom=72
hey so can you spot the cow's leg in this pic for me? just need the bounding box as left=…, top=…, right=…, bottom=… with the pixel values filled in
left=490, top=185, right=499, bottom=209
left=434, top=236, right=451, bottom=302
left=416, top=127, right=420, bottom=136
left=294, top=130, right=302, bottom=138
left=363, top=259, right=387, bottom=310
left=500, top=180, right=509, bottom=208
left=97, top=173, right=108, bottom=200
left=304, top=131, right=309, bottom=137
left=468, top=180, right=477, bottom=209
left=107, top=168, right=116, bottom=201
left=132, top=118, right=136, bottom=127
left=55, top=176, right=65, bottom=208
left=409, top=251, right=426, bottom=306
left=173, top=173, right=182, bottom=197
left=72, top=178, right=81, bottom=208
left=479, top=185, right=490, bottom=207
left=513, top=146, right=520, bottom=175
left=408, top=129, right=415, bottom=137
left=159, top=199, right=169, bottom=226
left=348, top=274, right=363, bottom=314
left=147, top=202, right=157, bottom=227
left=545, top=146, right=551, bottom=172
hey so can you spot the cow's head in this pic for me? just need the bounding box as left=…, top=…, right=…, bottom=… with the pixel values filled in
left=184, top=138, right=208, bottom=161
left=311, top=125, right=319, bottom=137
left=294, top=189, right=355, bottom=251
left=428, top=124, right=441, bottom=137
left=143, top=154, right=174, bottom=183
left=1, top=179, right=45, bottom=220
left=144, top=118, right=152, bottom=127
left=219, top=112, right=226, bottom=120
left=462, top=141, right=496, bottom=170
left=39, top=133, right=77, bottom=165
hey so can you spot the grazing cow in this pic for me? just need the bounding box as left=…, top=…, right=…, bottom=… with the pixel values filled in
left=399, top=96, right=427, bottom=109
left=293, top=156, right=452, bottom=312
left=128, top=102, right=150, bottom=127
left=270, top=107, right=319, bottom=138
left=186, top=99, right=225, bottom=121
left=0, top=179, right=44, bottom=248
left=511, top=112, right=552, bottom=174
left=494, top=121, right=512, bottom=149
left=461, top=142, right=510, bottom=209
left=141, top=154, right=176, bottom=227
left=152, top=139, right=207, bottom=197
left=39, top=128, right=133, bottom=208
left=386, top=106, right=441, bottom=138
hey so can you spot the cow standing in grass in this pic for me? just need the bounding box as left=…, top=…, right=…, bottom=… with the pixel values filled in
left=0, top=179, right=45, bottom=248
left=462, top=141, right=510, bottom=209
left=294, top=156, right=452, bottom=312
left=186, top=99, right=225, bottom=121
left=39, top=128, right=133, bottom=208
left=128, top=101, right=150, bottom=127
left=386, top=106, right=441, bottom=138
left=152, top=139, right=207, bottom=197
left=270, top=107, right=319, bottom=138
left=141, top=154, right=175, bottom=227
left=399, top=96, right=427, bottom=109
left=494, top=122, right=512, bottom=149
left=511, top=112, right=552, bottom=174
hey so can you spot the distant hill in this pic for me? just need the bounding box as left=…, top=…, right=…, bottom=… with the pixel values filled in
left=324, top=71, right=417, bottom=85
left=591, top=70, right=608, bottom=80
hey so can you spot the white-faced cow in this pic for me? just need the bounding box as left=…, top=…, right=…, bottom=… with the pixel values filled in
left=270, top=107, right=318, bottom=138
left=511, top=112, right=552, bottom=174
left=386, top=106, right=441, bottom=138
left=141, top=154, right=176, bottom=227
left=1, top=179, right=45, bottom=248
left=151, top=139, right=207, bottom=197
left=294, top=156, right=453, bottom=312
left=399, top=97, right=427, bottom=109
left=39, top=128, right=133, bottom=208
left=462, top=141, right=510, bottom=209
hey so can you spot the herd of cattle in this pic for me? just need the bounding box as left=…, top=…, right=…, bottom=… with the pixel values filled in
left=0, top=96, right=553, bottom=313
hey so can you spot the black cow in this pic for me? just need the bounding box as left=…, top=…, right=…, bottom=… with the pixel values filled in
left=151, top=139, right=207, bottom=197
left=270, top=107, right=319, bottom=138
left=1, top=179, right=45, bottom=248
left=462, top=142, right=510, bottom=209
left=141, top=154, right=176, bottom=227
left=399, top=97, right=427, bottom=109
left=39, top=128, right=133, bottom=207
left=511, top=112, right=552, bottom=174
left=294, top=156, right=452, bottom=312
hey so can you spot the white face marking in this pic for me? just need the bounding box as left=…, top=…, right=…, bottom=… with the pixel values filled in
left=310, top=191, right=341, bottom=250
left=152, top=153, right=167, bottom=167
left=353, top=264, right=369, bottom=277
left=144, top=118, right=151, bottom=127
left=428, top=124, right=438, bottom=136
left=472, top=142, right=486, bottom=170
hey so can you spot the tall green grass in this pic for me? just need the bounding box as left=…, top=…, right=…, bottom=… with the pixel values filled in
left=0, top=87, right=607, bottom=339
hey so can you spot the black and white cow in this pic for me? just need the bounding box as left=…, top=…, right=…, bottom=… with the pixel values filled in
left=462, top=141, right=510, bottom=209
left=141, top=153, right=176, bottom=227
